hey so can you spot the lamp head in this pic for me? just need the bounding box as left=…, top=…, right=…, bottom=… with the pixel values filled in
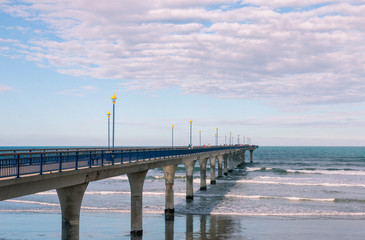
left=111, top=93, right=117, bottom=104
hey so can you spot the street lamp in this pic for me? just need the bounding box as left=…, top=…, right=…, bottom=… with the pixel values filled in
left=189, top=120, right=192, bottom=147
left=229, top=132, right=232, bottom=145
left=107, top=111, right=111, bottom=148
left=199, top=130, right=202, bottom=146
left=172, top=125, right=174, bottom=147
left=111, top=93, right=117, bottom=149
left=238, top=134, right=240, bottom=145
left=225, top=135, right=227, bottom=145
left=216, top=128, right=218, bottom=146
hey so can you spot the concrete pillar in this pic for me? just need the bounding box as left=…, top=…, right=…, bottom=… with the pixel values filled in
left=184, top=160, right=196, bottom=200
left=223, top=154, right=228, bottom=176
left=127, top=170, right=148, bottom=236
left=209, top=156, right=216, bottom=184
left=57, top=183, right=88, bottom=240
left=199, top=158, right=208, bottom=190
left=163, top=164, right=177, bottom=215
left=217, top=155, right=223, bottom=178
left=242, top=150, right=246, bottom=164
left=250, top=150, right=254, bottom=163
left=228, top=153, right=233, bottom=172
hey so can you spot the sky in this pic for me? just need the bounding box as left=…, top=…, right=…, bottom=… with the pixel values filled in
left=0, top=0, right=365, bottom=147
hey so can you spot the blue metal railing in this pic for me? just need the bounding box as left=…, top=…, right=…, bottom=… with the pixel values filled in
left=0, top=145, right=258, bottom=179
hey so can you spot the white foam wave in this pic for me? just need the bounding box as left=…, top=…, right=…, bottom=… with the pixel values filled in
left=246, top=167, right=272, bottom=172
left=237, top=180, right=365, bottom=188
left=287, top=169, right=365, bottom=176
left=223, top=194, right=335, bottom=202
left=5, top=199, right=59, bottom=207
left=211, top=212, right=365, bottom=217
left=109, top=175, right=129, bottom=180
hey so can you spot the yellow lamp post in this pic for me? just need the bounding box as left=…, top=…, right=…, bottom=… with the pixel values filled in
left=172, top=124, right=174, bottom=147
left=111, top=93, right=117, bottom=149
left=189, top=120, right=192, bottom=147
left=216, top=128, right=218, bottom=146
left=199, top=130, right=202, bottom=146
left=107, top=111, right=111, bottom=148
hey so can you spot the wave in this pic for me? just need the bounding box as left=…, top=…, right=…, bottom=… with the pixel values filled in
left=246, top=167, right=365, bottom=176
left=237, top=180, right=365, bottom=188
left=286, top=169, right=365, bottom=176
left=211, top=212, right=365, bottom=217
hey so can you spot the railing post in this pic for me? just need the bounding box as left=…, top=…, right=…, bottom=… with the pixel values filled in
left=129, top=150, right=132, bottom=163
left=39, top=153, right=43, bottom=175
left=112, top=150, right=115, bottom=165
left=89, top=151, right=92, bottom=168
left=16, top=154, right=20, bottom=178
left=101, top=150, right=104, bottom=166
left=121, top=150, right=123, bottom=164
left=137, top=149, right=139, bottom=162
left=75, top=152, right=78, bottom=170
left=59, top=152, right=62, bottom=172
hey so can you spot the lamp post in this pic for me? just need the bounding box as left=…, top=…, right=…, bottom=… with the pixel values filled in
left=229, top=132, right=232, bottom=145
left=216, top=128, right=218, bottom=146
left=111, top=93, right=117, bottom=149
left=189, top=120, right=192, bottom=147
left=225, top=135, right=227, bottom=145
left=243, top=136, right=245, bottom=145
left=107, top=111, right=111, bottom=148
left=172, top=125, right=174, bottom=147
left=238, top=134, right=240, bottom=145
left=199, top=130, right=202, bottom=146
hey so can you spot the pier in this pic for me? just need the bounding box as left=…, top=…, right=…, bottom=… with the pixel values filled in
left=0, top=145, right=258, bottom=239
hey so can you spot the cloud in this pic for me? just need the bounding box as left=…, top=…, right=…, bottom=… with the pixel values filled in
left=0, top=84, right=13, bottom=93
left=1, top=1, right=365, bottom=105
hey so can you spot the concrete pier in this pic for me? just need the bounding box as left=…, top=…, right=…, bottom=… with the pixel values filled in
left=223, top=154, right=228, bottom=176
left=57, top=183, right=88, bottom=240
left=209, top=156, right=216, bottom=184
left=184, top=160, right=196, bottom=200
left=228, top=153, right=233, bottom=172
left=217, top=155, right=223, bottom=178
left=127, top=170, right=148, bottom=236
left=163, top=164, right=177, bottom=215
left=199, top=158, right=208, bottom=190
left=250, top=150, right=254, bottom=163
left=242, top=150, right=246, bottom=165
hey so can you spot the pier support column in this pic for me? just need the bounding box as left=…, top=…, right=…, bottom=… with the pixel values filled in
left=217, top=155, right=223, bottom=178
left=199, top=158, right=208, bottom=190
left=127, top=170, right=148, bottom=236
left=250, top=150, right=254, bottom=163
left=184, top=160, right=196, bottom=200
left=163, top=164, right=177, bottom=215
left=57, top=183, right=88, bottom=240
left=210, top=156, right=216, bottom=184
left=228, top=153, right=233, bottom=172
left=242, top=150, right=246, bottom=164
left=223, top=154, right=228, bottom=176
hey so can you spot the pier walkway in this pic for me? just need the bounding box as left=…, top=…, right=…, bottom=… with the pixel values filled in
left=0, top=145, right=258, bottom=239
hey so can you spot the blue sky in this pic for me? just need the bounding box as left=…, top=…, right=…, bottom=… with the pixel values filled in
left=1, top=0, right=365, bottom=146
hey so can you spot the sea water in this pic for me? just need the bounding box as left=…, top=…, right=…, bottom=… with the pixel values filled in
left=0, top=146, right=365, bottom=239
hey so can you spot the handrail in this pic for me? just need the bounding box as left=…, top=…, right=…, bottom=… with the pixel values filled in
left=0, top=145, right=258, bottom=179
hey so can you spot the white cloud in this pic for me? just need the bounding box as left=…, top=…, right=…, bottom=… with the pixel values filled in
left=1, top=1, right=365, bottom=105
left=0, top=84, right=13, bottom=93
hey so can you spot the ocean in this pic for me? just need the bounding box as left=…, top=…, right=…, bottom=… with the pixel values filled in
left=1, top=146, right=365, bottom=239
